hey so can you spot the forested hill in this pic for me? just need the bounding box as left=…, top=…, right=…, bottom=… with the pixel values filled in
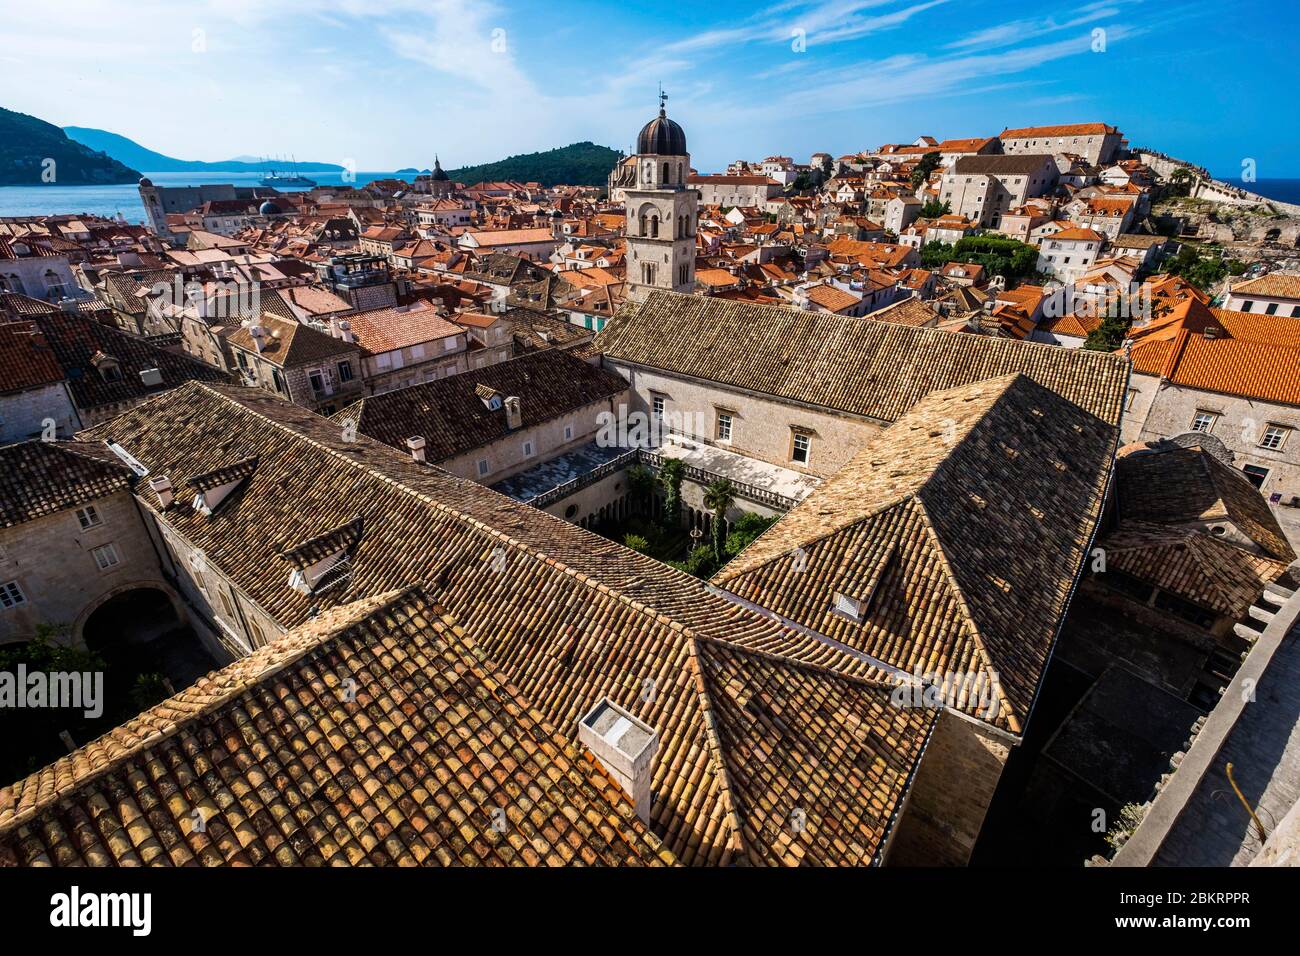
left=0, top=107, right=140, bottom=186
left=448, top=142, right=621, bottom=188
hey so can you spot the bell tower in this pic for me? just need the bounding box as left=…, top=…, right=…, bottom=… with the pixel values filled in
left=625, top=90, right=697, bottom=302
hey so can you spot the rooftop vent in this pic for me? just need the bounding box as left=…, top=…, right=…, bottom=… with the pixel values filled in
left=577, top=698, right=658, bottom=823
left=147, top=475, right=174, bottom=509
left=406, top=435, right=427, bottom=462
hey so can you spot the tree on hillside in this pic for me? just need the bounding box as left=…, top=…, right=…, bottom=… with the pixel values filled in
left=920, top=198, right=951, bottom=218
left=910, top=151, right=941, bottom=188
left=1160, top=245, right=1245, bottom=290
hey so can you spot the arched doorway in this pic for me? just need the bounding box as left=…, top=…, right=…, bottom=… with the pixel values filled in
left=80, top=586, right=216, bottom=696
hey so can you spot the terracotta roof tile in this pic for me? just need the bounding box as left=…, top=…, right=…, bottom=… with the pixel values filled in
left=596, top=291, right=1128, bottom=425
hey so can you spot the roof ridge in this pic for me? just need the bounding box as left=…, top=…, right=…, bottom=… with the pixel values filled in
left=908, top=496, right=1015, bottom=733
left=713, top=495, right=911, bottom=584
left=692, top=631, right=903, bottom=695
left=684, top=638, right=750, bottom=865
left=185, top=382, right=781, bottom=659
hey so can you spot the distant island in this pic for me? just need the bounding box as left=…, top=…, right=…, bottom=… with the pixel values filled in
left=62, top=126, right=345, bottom=174
left=447, top=142, right=621, bottom=188
left=0, top=107, right=140, bottom=186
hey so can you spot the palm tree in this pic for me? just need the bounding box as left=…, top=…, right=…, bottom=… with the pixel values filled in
left=659, top=458, right=686, bottom=528
left=702, top=478, right=737, bottom=563
left=625, top=464, right=655, bottom=513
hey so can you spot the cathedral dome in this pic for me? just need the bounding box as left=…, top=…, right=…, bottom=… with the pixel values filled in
left=431, top=156, right=450, bottom=182
left=637, top=108, right=686, bottom=156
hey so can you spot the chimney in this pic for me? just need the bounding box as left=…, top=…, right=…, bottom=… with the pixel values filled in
left=148, top=475, right=175, bottom=509
left=504, top=396, right=522, bottom=430
left=578, top=698, right=658, bottom=823
left=250, top=324, right=266, bottom=352
left=406, top=435, right=427, bottom=462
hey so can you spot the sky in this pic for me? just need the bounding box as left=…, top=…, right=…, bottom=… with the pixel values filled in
left=3, top=0, right=1298, bottom=177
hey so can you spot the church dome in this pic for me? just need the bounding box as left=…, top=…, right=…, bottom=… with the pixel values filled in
left=258, top=200, right=282, bottom=216
left=637, top=108, right=686, bottom=156
left=431, top=156, right=450, bottom=182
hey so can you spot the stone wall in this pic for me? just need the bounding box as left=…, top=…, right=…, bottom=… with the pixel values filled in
left=0, top=490, right=169, bottom=646
left=603, top=359, right=881, bottom=479
left=885, top=710, right=1013, bottom=866
left=1126, top=372, right=1300, bottom=505
left=0, top=384, right=80, bottom=443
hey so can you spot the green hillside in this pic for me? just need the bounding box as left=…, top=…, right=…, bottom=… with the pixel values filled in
left=448, top=142, right=621, bottom=188
left=0, top=107, right=140, bottom=186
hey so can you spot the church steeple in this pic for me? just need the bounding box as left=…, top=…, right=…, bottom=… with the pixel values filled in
left=624, top=89, right=696, bottom=303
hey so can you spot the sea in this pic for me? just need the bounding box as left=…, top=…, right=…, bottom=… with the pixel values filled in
left=5, top=172, right=1300, bottom=224
left=0, top=170, right=411, bottom=224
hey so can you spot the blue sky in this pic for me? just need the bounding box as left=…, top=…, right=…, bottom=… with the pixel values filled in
left=4, top=0, right=1297, bottom=176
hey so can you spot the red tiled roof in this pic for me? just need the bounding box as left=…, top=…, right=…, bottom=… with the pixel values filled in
left=0, top=321, right=64, bottom=394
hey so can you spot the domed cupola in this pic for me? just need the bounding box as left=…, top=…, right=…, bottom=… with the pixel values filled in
left=637, top=99, right=686, bottom=156
left=431, top=156, right=450, bottom=182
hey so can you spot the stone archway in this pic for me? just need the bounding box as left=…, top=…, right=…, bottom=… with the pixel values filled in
left=76, top=582, right=216, bottom=693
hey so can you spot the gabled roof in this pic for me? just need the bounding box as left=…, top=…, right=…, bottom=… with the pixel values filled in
left=344, top=302, right=463, bottom=354
left=596, top=291, right=1128, bottom=425
left=0, top=441, right=133, bottom=528
left=1000, top=123, right=1118, bottom=139
left=715, top=374, right=1119, bottom=733
left=1115, top=444, right=1295, bottom=561
left=226, top=315, right=357, bottom=368
left=22, top=310, right=229, bottom=412
left=0, top=587, right=673, bottom=867
left=1098, top=523, right=1291, bottom=620
left=333, top=350, right=628, bottom=462
left=1230, top=272, right=1300, bottom=300
left=0, top=321, right=64, bottom=394
left=1126, top=300, right=1300, bottom=405
left=74, top=381, right=928, bottom=864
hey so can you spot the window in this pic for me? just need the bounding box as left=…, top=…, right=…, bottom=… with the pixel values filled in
left=272, top=369, right=286, bottom=394
left=1242, top=464, right=1270, bottom=489
left=1260, top=425, right=1291, bottom=450
left=0, top=580, right=26, bottom=608
left=1241, top=300, right=1256, bottom=312
left=716, top=413, right=733, bottom=442
left=76, top=505, right=102, bottom=529
left=522, top=439, right=535, bottom=458
left=1191, top=410, right=1217, bottom=433
left=652, top=396, right=665, bottom=423
left=91, top=543, right=120, bottom=570
left=337, top=360, right=354, bottom=383
left=309, top=370, right=326, bottom=394
left=249, top=618, right=266, bottom=647
left=219, top=588, right=237, bottom=617
left=444, top=337, right=457, bottom=352
left=563, top=423, right=574, bottom=442
left=1265, top=303, right=1279, bottom=316
left=477, top=458, right=490, bottom=477
left=792, top=432, right=811, bottom=465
